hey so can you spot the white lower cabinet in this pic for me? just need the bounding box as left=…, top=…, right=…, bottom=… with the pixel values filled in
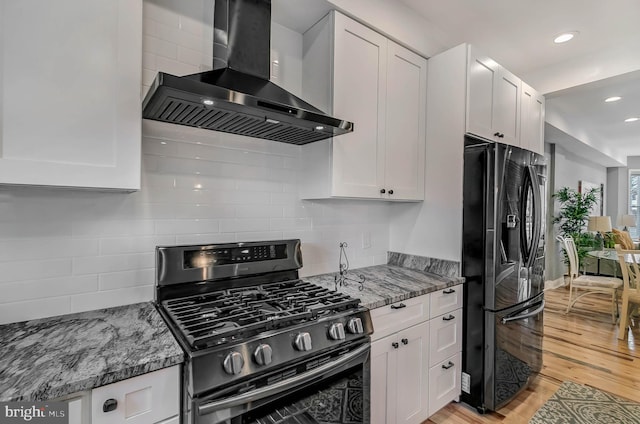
left=370, top=287, right=463, bottom=423
left=371, top=321, right=429, bottom=424
left=429, top=352, right=462, bottom=416
left=91, top=365, right=180, bottom=424
left=55, top=392, right=91, bottom=424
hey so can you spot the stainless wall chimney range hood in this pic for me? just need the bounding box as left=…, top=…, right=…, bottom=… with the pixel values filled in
left=142, top=0, right=353, bottom=145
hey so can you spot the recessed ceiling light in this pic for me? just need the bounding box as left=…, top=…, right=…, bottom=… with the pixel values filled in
left=553, top=31, right=578, bottom=44
left=315, top=126, right=324, bottom=131
left=605, top=96, right=622, bottom=103
left=625, top=117, right=639, bottom=123
left=203, top=99, right=214, bottom=106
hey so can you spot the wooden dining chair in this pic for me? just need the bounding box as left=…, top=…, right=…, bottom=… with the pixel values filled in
left=557, top=235, right=622, bottom=322
left=614, top=244, right=640, bottom=340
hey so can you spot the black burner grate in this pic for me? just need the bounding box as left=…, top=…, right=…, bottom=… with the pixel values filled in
left=162, top=280, right=360, bottom=349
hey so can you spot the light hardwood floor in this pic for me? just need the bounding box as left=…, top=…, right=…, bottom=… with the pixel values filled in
left=426, top=285, right=640, bottom=423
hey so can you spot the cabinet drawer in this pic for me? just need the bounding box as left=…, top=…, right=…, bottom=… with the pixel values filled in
left=92, top=366, right=180, bottom=424
left=429, top=308, right=462, bottom=366
left=430, top=286, right=463, bottom=318
left=371, top=294, right=430, bottom=341
left=428, top=352, right=462, bottom=417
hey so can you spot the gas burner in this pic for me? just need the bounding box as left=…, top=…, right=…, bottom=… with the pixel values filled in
left=162, top=279, right=360, bottom=349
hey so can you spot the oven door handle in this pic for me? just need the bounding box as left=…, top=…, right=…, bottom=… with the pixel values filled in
left=197, top=344, right=370, bottom=416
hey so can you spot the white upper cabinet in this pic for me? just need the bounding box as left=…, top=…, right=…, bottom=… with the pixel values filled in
left=520, top=82, right=545, bottom=154
left=385, top=42, right=427, bottom=201
left=331, top=12, right=388, bottom=198
left=0, top=0, right=142, bottom=190
left=300, top=11, right=426, bottom=201
left=466, top=46, right=521, bottom=146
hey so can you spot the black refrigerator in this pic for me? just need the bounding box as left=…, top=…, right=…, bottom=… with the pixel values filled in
left=461, top=136, right=546, bottom=413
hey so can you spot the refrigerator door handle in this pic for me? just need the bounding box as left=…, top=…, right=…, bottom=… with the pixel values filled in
left=501, top=299, right=545, bottom=324
left=521, top=165, right=542, bottom=269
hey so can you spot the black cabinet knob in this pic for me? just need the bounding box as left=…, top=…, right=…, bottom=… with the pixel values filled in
left=103, top=398, right=118, bottom=413
left=388, top=189, right=394, bottom=195
left=380, top=188, right=386, bottom=194
left=392, top=342, right=399, bottom=349
left=494, top=132, right=501, bottom=137
left=401, top=338, right=408, bottom=345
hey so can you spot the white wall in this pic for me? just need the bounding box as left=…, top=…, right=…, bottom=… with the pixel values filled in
left=547, top=143, right=608, bottom=280
left=0, top=0, right=391, bottom=325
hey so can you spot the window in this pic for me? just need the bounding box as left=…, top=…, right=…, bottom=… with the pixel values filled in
left=629, top=170, right=640, bottom=239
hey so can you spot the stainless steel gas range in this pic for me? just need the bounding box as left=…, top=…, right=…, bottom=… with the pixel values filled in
left=154, top=239, right=373, bottom=424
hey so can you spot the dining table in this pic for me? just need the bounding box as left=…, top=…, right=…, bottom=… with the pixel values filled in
left=587, top=249, right=640, bottom=277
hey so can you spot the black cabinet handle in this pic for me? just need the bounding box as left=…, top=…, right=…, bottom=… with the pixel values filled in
left=103, top=398, right=118, bottom=413
left=390, top=303, right=406, bottom=310
left=443, top=288, right=455, bottom=294
left=498, top=133, right=505, bottom=138
left=380, top=188, right=386, bottom=194
left=401, top=338, right=408, bottom=345
left=388, top=189, right=394, bottom=195
left=443, top=314, right=455, bottom=321
left=442, top=361, right=454, bottom=370
left=392, top=342, right=399, bottom=349
left=494, top=132, right=501, bottom=137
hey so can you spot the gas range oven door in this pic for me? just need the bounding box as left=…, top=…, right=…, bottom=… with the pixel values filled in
left=187, top=342, right=370, bottom=424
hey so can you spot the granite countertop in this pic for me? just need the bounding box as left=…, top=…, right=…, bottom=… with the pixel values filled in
left=0, top=302, right=183, bottom=402
left=305, top=263, right=464, bottom=309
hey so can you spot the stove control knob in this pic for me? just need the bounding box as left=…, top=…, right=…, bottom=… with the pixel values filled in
left=253, top=344, right=273, bottom=366
left=347, top=317, right=364, bottom=334
left=294, top=332, right=313, bottom=351
left=328, top=323, right=346, bottom=340
left=223, top=351, right=244, bottom=375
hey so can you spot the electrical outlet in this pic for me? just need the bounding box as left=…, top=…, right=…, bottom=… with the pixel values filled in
left=362, top=232, right=371, bottom=249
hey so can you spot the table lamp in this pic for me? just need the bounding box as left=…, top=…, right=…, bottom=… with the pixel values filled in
left=588, top=216, right=612, bottom=250
left=618, top=214, right=637, bottom=232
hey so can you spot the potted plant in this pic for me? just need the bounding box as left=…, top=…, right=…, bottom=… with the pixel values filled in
left=553, top=186, right=599, bottom=267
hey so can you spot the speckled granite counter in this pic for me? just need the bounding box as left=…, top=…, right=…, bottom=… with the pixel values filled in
left=0, top=302, right=183, bottom=402
left=305, top=264, right=464, bottom=310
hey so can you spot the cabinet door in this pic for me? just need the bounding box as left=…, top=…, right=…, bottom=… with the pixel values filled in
left=430, top=286, right=463, bottom=319
left=371, top=336, right=397, bottom=424
left=494, top=67, right=521, bottom=146
left=92, top=366, right=179, bottom=424
left=429, top=308, right=462, bottom=366
left=0, top=0, right=142, bottom=190
left=332, top=12, right=387, bottom=198
left=428, top=352, right=462, bottom=416
left=396, top=322, right=429, bottom=424
left=466, top=47, right=499, bottom=141
left=520, top=82, right=545, bottom=154
left=370, top=294, right=430, bottom=341
left=384, top=42, right=426, bottom=201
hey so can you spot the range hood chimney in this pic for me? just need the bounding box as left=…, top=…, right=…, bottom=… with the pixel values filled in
left=142, top=0, right=353, bottom=145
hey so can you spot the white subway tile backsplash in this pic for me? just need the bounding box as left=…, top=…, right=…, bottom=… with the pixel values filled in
left=235, top=232, right=284, bottom=243
left=0, top=296, right=71, bottom=325
left=235, top=204, right=284, bottom=219
left=69, top=286, right=154, bottom=314
left=0, top=276, right=97, bottom=304
left=143, top=35, right=177, bottom=59
left=175, top=233, right=236, bottom=245
left=156, top=55, right=199, bottom=76
left=99, top=236, right=175, bottom=255
left=154, top=219, right=219, bottom=235
left=219, top=219, right=270, bottom=233
left=270, top=218, right=312, bottom=231
left=98, top=269, right=155, bottom=290
left=0, top=258, right=71, bottom=284
left=72, top=253, right=154, bottom=275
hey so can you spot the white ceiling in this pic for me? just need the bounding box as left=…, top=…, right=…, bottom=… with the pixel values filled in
left=396, top=0, right=640, bottom=166
left=273, top=0, right=640, bottom=166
